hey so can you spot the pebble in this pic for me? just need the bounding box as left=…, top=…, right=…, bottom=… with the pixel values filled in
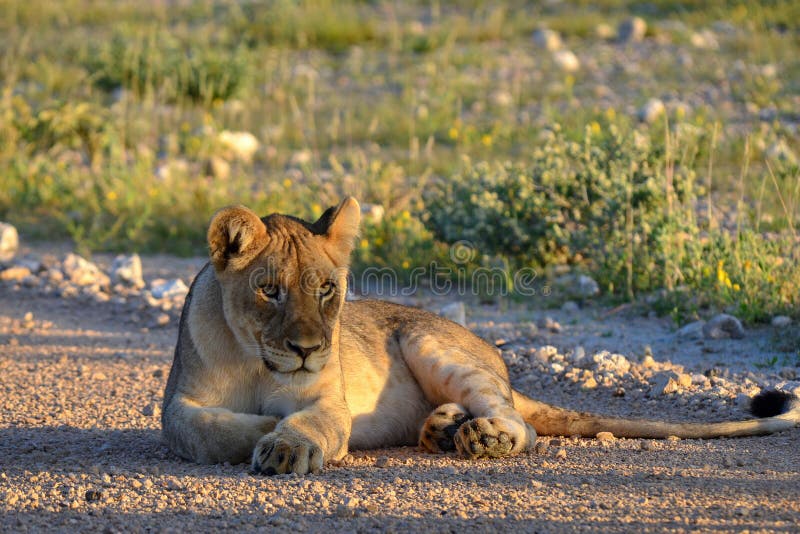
left=552, top=50, right=580, bottom=72
left=534, top=440, right=549, bottom=455
left=374, top=457, right=389, bottom=468
left=540, top=317, right=561, bottom=333
left=62, top=253, right=110, bottom=287
left=651, top=371, right=689, bottom=395
left=703, top=314, right=745, bottom=340
left=554, top=448, right=567, bottom=460
left=141, top=403, right=162, bottom=418
left=771, top=316, right=792, bottom=328
left=150, top=279, right=189, bottom=300
left=639, top=98, right=666, bottom=124
left=618, top=17, right=647, bottom=43
left=439, top=302, right=466, bottom=327
left=0, top=222, right=18, bottom=262
left=0, top=266, right=31, bottom=282
left=532, top=28, right=562, bottom=51
left=581, top=376, right=598, bottom=390
left=111, top=254, right=145, bottom=288
left=561, top=301, right=579, bottom=313
left=155, top=313, right=170, bottom=327
left=676, top=320, right=705, bottom=340
left=596, top=432, right=615, bottom=442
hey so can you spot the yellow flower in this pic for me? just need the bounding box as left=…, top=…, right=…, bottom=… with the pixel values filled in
left=589, top=121, right=601, bottom=135
left=604, top=108, right=616, bottom=121
left=402, top=260, right=410, bottom=269
left=743, top=260, right=752, bottom=271
left=374, top=237, right=384, bottom=246
left=732, top=283, right=741, bottom=291
left=360, top=239, right=369, bottom=249
left=283, top=178, right=292, bottom=188
left=401, top=210, right=411, bottom=220
left=106, top=191, right=118, bottom=201
left=147, top=187, right=158, bottom=198
left=481, top=134, right=493, bottom=147
left=448, top=127, right=459, bottom=140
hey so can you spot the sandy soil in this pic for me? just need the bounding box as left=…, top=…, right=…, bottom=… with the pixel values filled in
left=1, top=251, right=799, bottom=533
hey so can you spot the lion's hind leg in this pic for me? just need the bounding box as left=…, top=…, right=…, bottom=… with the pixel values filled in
left=401, top=330, right=537, bottom=459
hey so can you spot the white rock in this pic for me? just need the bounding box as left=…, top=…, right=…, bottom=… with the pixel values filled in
left=703, top=313, right=745, bottom=339
left=651, top=371, right=681, bottom=395
left=552, top=50, right=580, bottom=72
left=218, top=130, right=260, bottom=162
left=150, top=279, right=189, bottom=300
left=111, top=254, right=144, bottom=288
left=691, top=373, right=710, bottom=386
left=0, top=223, right=18, bottom=262
left=490, top=90, right=514, bottom=107
left=771, top=315, right=792, bottom=328
left=690, top=29, right=719, bottom=50
left=531, top=345, right=559, bottom=365
left=595, top=23, right=615, bottom=40
left=62, top=253, right=109, bottom=287
left=561, top=301, right=579, bottom=313
left=591, top=351, right=631, bottom=376
left=360, top=203, right=385, bottom=224
left=438, top=302, right=466, bottom=327
left=618, top=17, right=647, bottom=43
left=639, top=98, right=666, bottom=124
left=532, top=28, right=562, bottom=51
left=676, top=320, right=705, bottom=340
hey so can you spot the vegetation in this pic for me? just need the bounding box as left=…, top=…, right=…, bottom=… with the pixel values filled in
left=0, top=0, right=798, bottom=321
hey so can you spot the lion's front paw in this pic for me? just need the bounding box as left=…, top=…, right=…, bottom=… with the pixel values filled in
left=454, top=417, right=516, bottom=459
left=251, top=431, right=324, bottom=475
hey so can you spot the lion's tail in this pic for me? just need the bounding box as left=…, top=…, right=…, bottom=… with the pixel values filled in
left=512, top=389, right=800, bottom=439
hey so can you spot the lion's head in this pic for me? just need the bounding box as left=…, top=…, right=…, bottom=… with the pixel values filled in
left=206, top=197, right=360, bottom=384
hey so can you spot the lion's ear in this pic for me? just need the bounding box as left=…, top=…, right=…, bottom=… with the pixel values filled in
left=316, top=197, right=360, bottom=265
left=207, top=206, right=267, bottom=271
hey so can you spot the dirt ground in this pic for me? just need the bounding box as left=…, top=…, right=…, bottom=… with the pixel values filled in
left=1, top=252, right=799, bottom=533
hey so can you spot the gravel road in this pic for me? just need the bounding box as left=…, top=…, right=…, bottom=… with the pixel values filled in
left=1, top=249, right=799, bottom=533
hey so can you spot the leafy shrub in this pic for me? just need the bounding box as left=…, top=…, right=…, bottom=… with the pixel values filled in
left=424, top=124, right=700, bottom=298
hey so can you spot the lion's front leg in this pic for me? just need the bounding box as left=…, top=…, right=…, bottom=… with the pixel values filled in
left=252, top=401, right=351, bottom=475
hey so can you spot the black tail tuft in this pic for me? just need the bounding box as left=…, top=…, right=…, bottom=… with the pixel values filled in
left=750, top=389, right=798, bottom=418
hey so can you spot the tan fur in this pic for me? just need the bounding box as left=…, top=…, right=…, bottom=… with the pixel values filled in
left=162, top=198, right=800, bottom=474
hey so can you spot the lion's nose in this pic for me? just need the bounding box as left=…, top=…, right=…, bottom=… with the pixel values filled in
left=285, top=339, right=321, bottom=360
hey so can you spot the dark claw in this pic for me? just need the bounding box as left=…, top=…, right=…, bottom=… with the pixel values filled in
left=264, top=466, right=277, bottom=476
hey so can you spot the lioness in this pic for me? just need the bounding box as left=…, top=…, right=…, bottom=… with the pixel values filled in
left=162, top=197, right=799, bottom=475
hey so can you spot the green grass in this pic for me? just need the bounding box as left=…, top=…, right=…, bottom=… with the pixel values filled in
left=0, top=0, right=798, bottom=322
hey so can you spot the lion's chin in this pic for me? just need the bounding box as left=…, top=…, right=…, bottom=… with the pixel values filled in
left=262, top=359, right=322, bottom=383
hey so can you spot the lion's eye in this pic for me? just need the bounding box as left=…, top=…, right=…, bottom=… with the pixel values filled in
left=259, top=285, right=281, bottom=300
left=320, top=281, right=335, bottom=297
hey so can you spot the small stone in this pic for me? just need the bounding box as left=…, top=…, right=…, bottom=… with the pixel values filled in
left=639, top=98, right=666, bottom=124
left=581, top=376, right=598, bottom=390
left=554, top=448, right=567, bottom=460
left=110, top=254, right=144, bottom=288
left=206, top=156, right=231, bottom=180
left=0, top=223, right=18, bottom=262
left=561, top=300, right=579, bottom=313
left=591, top=351, right=631, bottom=375
left=0, top=266, right=31, bottom=282
left=691, top=373, right=709, bottom=386
left=595, top=23, right=615, bottom=40
left=141, top=403, right=161, bottom=418
left=651, top=371, right=683, bottom=395
left=613, top=387, right=626, bottom=397
left=217, top=130, right=260, bottom=162
left=596, top=431, right=615, bottom=442
left=155, top=313, right=170, bottom=327
left=439, top=302, right=466, bottom=327
left=666, top=435, right=680, bottom=442
left=63, top=253, right=109, bottom=287
left=84, top=489, right=103, bottom=503
left=641, top=354, right=656, bottom=369
left=534, top=440, right=549, bottom=455
left=690, top=29, right=718, bottom=50
left=532, top=28, right=562, bottom=51
left=640, top=440, right=658, bottom=451
left=540, top=317, right=561, bottom=333
left=552, top=50, right=580, bottom=72
left=150, top=279, right=189, bottom=300
left=618, top=17, right=647, bottom=43
left=374, top=457, right=389, bottom=468
left=703, top=314, right=745, bottom=340
left=360, top=203, right=385, bottom=224
left=771, top=315, right=792, bottom=328
left=676, top=320, right=705, bottom=340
